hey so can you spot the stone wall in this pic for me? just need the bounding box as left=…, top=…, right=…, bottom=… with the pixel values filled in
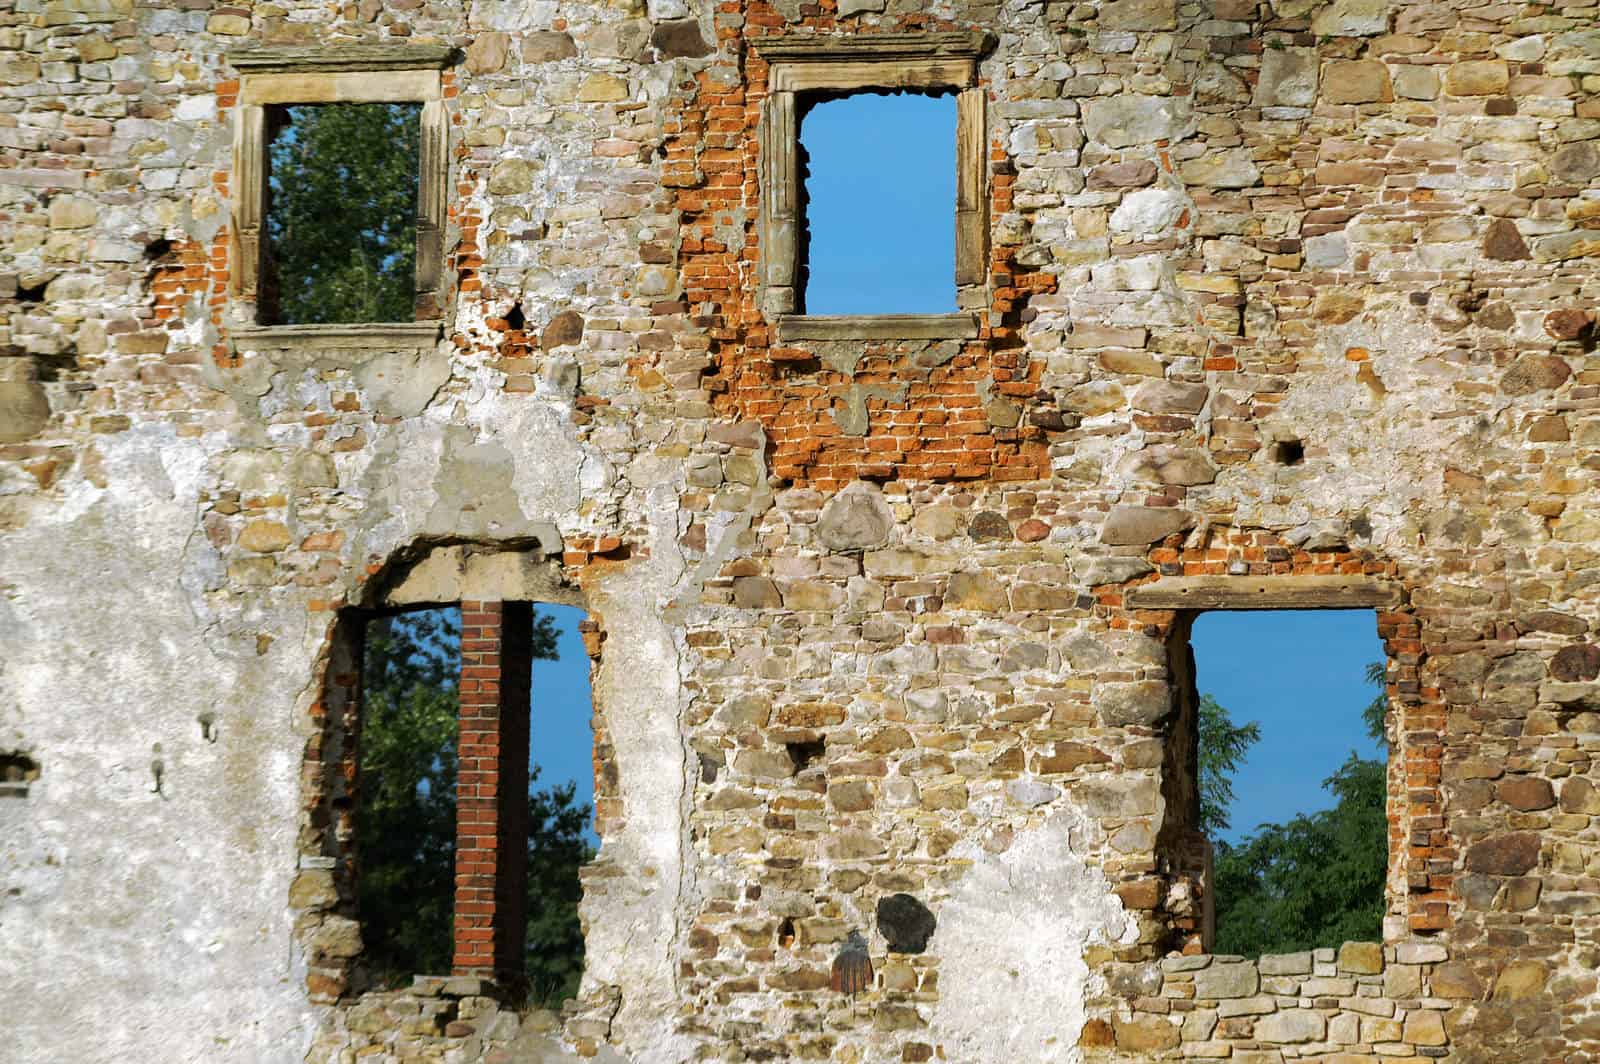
left=2, top=0, right=1599, bottom=1062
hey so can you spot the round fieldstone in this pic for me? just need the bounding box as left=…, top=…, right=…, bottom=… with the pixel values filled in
left=876, top=893, right=937, bottom=954
left=967, top=510, right=1011, bottom=542
left=1551, top=644, right=1600, bottom=682
left=1500, top=355, right=1571, bottom=396
left=816, top=487, right=893, bottom=551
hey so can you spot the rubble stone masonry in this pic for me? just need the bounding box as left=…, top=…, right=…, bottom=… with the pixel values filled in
left=1, top=0, right=1598, bottom=1061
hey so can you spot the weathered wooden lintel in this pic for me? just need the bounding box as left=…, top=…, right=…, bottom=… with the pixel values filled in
left=1124, top=576, right=1402, bottom=611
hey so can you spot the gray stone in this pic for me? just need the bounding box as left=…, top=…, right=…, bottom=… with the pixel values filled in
left=1194, top=962, right=1259, bottom=999
left=1119, top=446, right=1218, bottom=487
left=1098, top=0, right=1176, bottom=30
left=651, top=19, right=711, bottom=58
left=1075, top=556, right=1155, bottom=586
left=1075, top=776, right=1159, bottom=816
left=1311, top=0, right=1392, bottom=36
left=1552, top=141, right=1600, bottom=185
left=1100, top=505, right=1195, bottom=545
left=815, top=486, right=894, bottom=551
left=1083, top=95, right=1195, bottom=148
left=1254, top=47, right=1319, bottom=107
left=1259, top=951, right=1313, bottom=976
left=1096, top=680, right=1170, bottom=726
left=1179, top=148, right=1261, bottom=189
left=0, top=380, right=50, bottom=443
left=1255, top=1009, right=1326, bottom=1043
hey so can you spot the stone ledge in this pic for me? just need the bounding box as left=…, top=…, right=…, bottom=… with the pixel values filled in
left=752, top=30, right=994, bottom=61
left=1125, top=575, right=1402, bottom=610
left=227, top=43, right=456, bottom=73
left=231, top=322, right=444, bottom=354
left=776, top=313, right=978, bottom=342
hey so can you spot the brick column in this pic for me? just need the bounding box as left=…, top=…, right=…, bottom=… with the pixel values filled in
left=454, top=601, right=532, bottom=980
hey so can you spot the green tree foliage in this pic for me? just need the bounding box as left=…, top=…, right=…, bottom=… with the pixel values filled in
left=1198, top=694, right=1262, bottom=836
left=265, top=103, right=419, bottom=324
left=357, top=607, right=594, bottom=1004
left=1208, top=664, right=1390, bottom=957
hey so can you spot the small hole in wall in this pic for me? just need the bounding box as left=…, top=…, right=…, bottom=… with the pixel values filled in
left=143, top=237, right=175, bottom=262
left=504, top=302, right=526, bottom=332
left=0, top=752, right=40, bottom=798
left=1272, top=439, right=1305, bottom=466
left=777, top=917, right=796, bottom=949
left=16, top=280, right=47, bottom=303
left=787, top=739, right=826, bottom=773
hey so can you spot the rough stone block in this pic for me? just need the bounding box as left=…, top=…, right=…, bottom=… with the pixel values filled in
left=1194, top=962, right=1259, bottom=1000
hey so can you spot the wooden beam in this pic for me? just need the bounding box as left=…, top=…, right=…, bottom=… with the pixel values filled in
left=1124, top=575, right=1402, bottom=611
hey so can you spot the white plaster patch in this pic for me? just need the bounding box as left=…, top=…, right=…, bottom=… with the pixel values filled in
left=930, top=814, right=1131, bottom=1062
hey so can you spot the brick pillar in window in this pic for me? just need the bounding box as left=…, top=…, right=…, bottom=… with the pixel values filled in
left=454, top=601, right=532, bottom=980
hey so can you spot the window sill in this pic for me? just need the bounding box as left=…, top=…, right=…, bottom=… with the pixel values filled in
left=775, top=313, right=978, bottom=343
left=231, top=322, right=444, bottom=354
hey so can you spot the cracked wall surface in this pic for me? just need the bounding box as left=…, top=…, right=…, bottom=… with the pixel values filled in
left=2, top=0, right=1600, bottom=1061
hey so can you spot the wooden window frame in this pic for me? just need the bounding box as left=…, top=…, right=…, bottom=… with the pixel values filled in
left=754, top=32, right=993, bottom=341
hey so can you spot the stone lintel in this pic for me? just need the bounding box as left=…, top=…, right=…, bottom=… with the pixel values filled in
left=752, top=30, right=994, bottom=63
left=231, top=322, right=443, bottom=353
left=1125, top=575, right=1402, bottom=610
left=777, top=313, right=978, bottom=342
left=227, top=43, right=455, bottom=74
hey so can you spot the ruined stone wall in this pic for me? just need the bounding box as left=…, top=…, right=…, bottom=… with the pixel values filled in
left=2, top=0, right=1599, bottom=1062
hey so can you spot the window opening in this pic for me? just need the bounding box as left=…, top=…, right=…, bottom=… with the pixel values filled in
left=797, top=92, right=957, bottom=315
left=263, top=103, right=421, bottom=325
left=1182, top=609, right=1389, bottom=957
left=356, top=606, right=462, bottom=982
left=354, top=603, right=595, bottom=1002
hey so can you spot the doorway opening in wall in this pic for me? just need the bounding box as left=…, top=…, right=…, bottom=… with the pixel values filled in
left=797, top=91, right=957, bottom=315
left=355, top=604, right=596, bottom=1005
left=1184, top=610, right=1389, bottom=957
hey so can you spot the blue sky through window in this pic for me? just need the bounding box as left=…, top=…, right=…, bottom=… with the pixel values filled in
left=1193, top=610, right=1387, bottom=845
left=800, top=91, right=957, bottom=315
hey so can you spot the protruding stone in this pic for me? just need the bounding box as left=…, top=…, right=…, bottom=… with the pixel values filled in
left=1083, top=95, right=1194, bottom=148
left=1338, top=941, right=1384, bottom=974
left=1323, top=60, right=1393, bottom=103
left=1497, top=777, right=1555, bottom=811
left=464, top=31, right=509, bottom=73
left=1254, top=47, right=1318, bottom=107
left=1194, top=962, right=1259, bottom=999
left=1088, top=160, right=1159, bottom=189
left=1544, top=309, right=1594, bottom=341
left=1483, top=218, right=1529, bottom=261
left=1098, top=0, right=1176, bottom=29
left=1445, top=60, right=1510, bottom=96
left=522, top=31, right=577, bottom=63
left=1551, top=644, right=1600, bottom=682
left=1311, top=0, right=1391, bottom=36
left=1465, top=832, right=1540, bottom=875
left=1179, top=148, right=1260, bottom=188
left=1096, top=681, right=1170, bottom=727
left=651, top=19, right=711, bottom=58
left=1256, top=1009, right=1326, bottom=1043
left=1119, top=446, right=1218, bottom=487
left=1100, top=505, right=1195, bottom=545
left=1551, top=142, right=1600, bottom=185
left=1500, top=355, right=1571, bottom=396
left=542, top=309, right=585, bottom=349
left=876, top=894, right=936, bottom=954
left=816, top=486, right=894, bottom=551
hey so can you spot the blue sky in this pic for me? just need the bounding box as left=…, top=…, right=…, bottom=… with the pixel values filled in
left=528, top=605, right=600, bottom=845
left=1192, top=610, right=1387, bottom=844
left=800, top=92, right=957, bottom=314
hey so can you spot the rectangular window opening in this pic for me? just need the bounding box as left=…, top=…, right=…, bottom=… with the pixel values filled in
left=797, top=91, right=957, bottom=316
left=355, top=603, right=596, bottom=1003
left=263, top=102, right=421, bottom=326
left=1176, top=609, right=1391, bottom=958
